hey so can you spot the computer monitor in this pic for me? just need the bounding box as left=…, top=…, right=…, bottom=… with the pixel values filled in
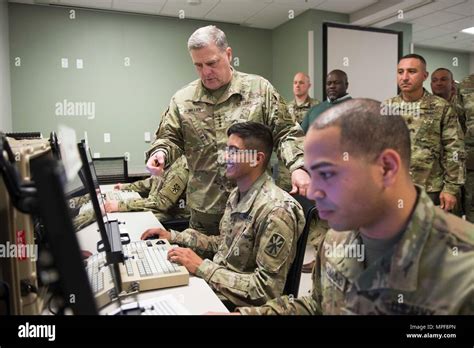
left=30, top=156, right=98, bottom=315
left=78, top=141, right=129, bottom=263
left=76, top=141, right=125, bottom=293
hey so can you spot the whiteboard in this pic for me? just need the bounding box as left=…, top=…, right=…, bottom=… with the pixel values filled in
left=324, top=23, right=401, bottom=102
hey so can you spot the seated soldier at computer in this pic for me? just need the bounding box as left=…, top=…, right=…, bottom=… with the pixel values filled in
left=141, top=122, right=305, bottom=310
left=104, top=155, right=189, bottom=222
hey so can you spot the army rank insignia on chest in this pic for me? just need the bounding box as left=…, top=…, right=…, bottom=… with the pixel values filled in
left=325, top=262, right=347, bottom=292
left=265, top=233, right=286, bottom=257
left=171, top=183, right=181, bottom=194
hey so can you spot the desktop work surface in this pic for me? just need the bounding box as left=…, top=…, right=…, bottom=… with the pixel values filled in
left=75, top=210, right=229, bottom=314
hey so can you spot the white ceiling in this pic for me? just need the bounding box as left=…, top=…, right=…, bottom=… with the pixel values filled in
left=8, top=0, right=474, bottom=53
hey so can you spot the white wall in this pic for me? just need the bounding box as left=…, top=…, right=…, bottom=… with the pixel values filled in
left=0, top=0, right=12, bottom=132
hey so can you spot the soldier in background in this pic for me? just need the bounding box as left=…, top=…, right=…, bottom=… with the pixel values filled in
left=235, top=99, right=474, bottom=315
left=300, top=70, right=351, bottom=134
left=145, top=25, right=309, bottom=236
left=299, top=69, right=351, bottom=273
left=288, top=72, right=320, bottom=124
left=459, top=74, right=474, bottom=222
left=430, top=67, right=466, bottom=133
left=383, top=54, right=465, bottom=211
left=276, top=72, right=319, bottom=192
left=430, top=67, right=466, bottom=217
left=104, top=155, right=189, bottom=222
left=141, top=122, right=304, bottom=310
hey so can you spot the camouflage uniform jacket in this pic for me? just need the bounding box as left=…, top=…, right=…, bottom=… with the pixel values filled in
left=169, top=172, right=305, bottom=307
left=118, top=156, right=189, bottom=221
left=383, top=89, right=465, bottom=195
left=238, top=187, right=474, bottom=315
left=146, top=69, right=305, bottom=214
left=276, top=96, right=320, bottom=191
left=459, top=75, right=474, bottom=170
left=287, top=96, right=320, bottom=124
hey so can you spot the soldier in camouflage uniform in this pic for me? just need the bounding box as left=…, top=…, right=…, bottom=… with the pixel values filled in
left=276, top=72, right=320, bottom=192
left=104, top=155, right=189, bottom=222
left=142, top=122, right=304, bottom=309
left=431, top=67, right=466, bottom=133
left=459, top=74, right=474, bottom=221
left=430, top=67, right=466, bottom=217
left=145, top=25, right=309, bottom=236
left=67, top=194, right=95, bottom=230
left=383, top=54, right=465, bottom=212
left=235, top=99, right=474, bottom=315
left=73, top=210, right=95, bottom=231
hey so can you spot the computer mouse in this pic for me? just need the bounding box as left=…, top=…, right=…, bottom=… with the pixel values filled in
left=144, top=235, right=158, bottom=241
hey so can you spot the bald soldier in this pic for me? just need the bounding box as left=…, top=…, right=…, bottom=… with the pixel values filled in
left=146, top=25, right=309, bottom=236
left=383, top=54, right=465, bottom=212
left=459, top=74, right=474, bottom=222
left=289, top=72, right=320, bottom=124
left=276, top=72, right=320, bottom=192
left=235, top=99, right=474, bottom=315
left=142, top=122, right=304, bottom=310
left=104, top=155, right=189, bottom=222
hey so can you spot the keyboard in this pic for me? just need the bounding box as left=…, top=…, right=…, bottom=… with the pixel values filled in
left=85, top=253, right=116, bottom=308
left=120, top=240, right=189, bottom=293
left=107, top=294, right=191, bottom=315
left=85, top=239, right=189, bottom=308
left=105, top=191, right=140, bottom=201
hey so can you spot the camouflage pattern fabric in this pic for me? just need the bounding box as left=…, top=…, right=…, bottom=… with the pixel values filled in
left=169, top=173, right=305, bottom=307
left=383, top=89, right=465, bottom=196
left=146, top=69, right=305, bottom=217
left=238, top=187, right=474, bottom=315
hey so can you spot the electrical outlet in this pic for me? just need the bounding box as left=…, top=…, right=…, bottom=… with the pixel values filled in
left=144, top=132, right=151, bottom=142
left=76, top=58, right=83, bottom=69
left=61, top=58, right=68, bottom=68
left=104, top=133, right=111, bottom=143
left=93, top=152, right=100, bottom=158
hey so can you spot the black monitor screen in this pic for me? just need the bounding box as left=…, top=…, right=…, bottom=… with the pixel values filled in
left=30, top=155, right=98, bottom=314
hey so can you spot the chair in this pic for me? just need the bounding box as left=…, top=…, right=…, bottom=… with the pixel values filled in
left=5, top=132, right=42, bottom=140
left=161, top=218, right=190, bottom=232
left=283, top=194, right=317, bottom=297
left=92, top=156, right=129, bottom=185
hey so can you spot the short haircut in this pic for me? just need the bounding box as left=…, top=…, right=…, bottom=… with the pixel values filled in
left=310, top=98, right=411, bottom=168
left=432, top=67, right=453, bottom=80
left=227, top=122, right=274, bottom=167
left=399, top=54, right=427, bottom=68
left=294, top=72, right=310, bottom=83
left=187, top=25, right=228, bottom=52
left=327, top=69, right=348, bottom=84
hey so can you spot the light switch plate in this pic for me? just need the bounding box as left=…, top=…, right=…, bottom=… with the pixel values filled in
left=144, top=132, right=151, bottom=142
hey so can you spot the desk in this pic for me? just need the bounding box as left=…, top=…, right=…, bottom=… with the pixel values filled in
left=76, top=211, right=228, bottom=314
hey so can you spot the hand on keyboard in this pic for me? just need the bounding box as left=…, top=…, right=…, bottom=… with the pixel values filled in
left=104, top=200, right=119, bottom=213
left=114, top=183, right=123, bottom=190
left=167, top=247, right=203, bottom=275
left=141, top=228, right=171, bottom=241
